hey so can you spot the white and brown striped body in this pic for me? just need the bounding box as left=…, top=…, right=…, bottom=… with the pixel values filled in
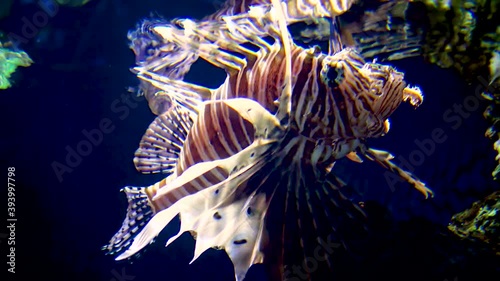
left=144, top=37, right=409, bottom=215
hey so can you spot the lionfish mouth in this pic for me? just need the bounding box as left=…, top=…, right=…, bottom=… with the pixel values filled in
left=403, top=85, right=424, bottom=107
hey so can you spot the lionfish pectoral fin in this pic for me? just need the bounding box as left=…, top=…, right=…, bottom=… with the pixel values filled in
left=103, top=186, right=154, bottom=256
left=174, top=144, right=275, bottom=281
left=185, top=192, right=270, bottom=281
left=142, top=141, right=275, bottom=281
left=364, top=147, right=434, bottom=198
left=262, top=157, right=367, bottom=281
left=134, top=105, right=194, bottom=174
left=223, top=194, right=269, bottom=281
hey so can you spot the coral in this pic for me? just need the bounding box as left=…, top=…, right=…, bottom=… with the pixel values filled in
left=0, top=39, right=33, bottom=90
left=419, top=0, right=500, bottom=80
left=448, top=190, right=500, bottom=255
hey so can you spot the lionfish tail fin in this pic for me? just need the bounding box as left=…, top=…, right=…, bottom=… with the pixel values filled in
left=116, top=199, right=182, bottom=261
left=134, top=105, right=194, bottom=174
left=103, top=187, right=154, bottom=256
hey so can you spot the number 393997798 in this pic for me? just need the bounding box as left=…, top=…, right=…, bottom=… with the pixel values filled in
left=7, top=167, right=16, bottom=274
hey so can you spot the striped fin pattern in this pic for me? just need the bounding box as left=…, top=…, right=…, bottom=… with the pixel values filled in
left=103, top=186, right=153, bottom=255
left=128, top=19, right=203, bottom=114
left=272, top=163, right=367, bottom=280
left=134, top=105, right=195, bottom=174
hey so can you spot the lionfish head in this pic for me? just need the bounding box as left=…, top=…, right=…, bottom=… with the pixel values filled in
left=321, top=48, right=423, bottom=138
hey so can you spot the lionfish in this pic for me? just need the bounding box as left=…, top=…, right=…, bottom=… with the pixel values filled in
left=104, top=0, right=433, bottom=280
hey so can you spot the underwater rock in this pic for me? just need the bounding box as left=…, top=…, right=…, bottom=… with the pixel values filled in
left=0, top=36, right=33, bottom=90
left=484, top=95, right=500, bottom=180
left=419, top=0, right=500, bottom=80
left=448, top=190, right=500, bottom=255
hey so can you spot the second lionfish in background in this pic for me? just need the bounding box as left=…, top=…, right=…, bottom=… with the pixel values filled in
left=104, top=0, right=433, bottom=280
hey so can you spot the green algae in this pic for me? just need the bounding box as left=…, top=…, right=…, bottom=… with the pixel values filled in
left=0, top=41, right=33, bottom=90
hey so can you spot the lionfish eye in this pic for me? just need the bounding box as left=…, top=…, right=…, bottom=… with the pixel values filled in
left=326, top=63, right=344, bottom=87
